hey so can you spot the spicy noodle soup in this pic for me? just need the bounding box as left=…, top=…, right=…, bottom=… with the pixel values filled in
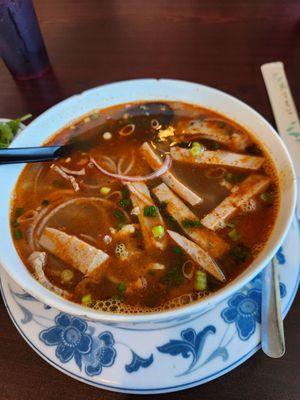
left=11, top=102, right=279, bottom=313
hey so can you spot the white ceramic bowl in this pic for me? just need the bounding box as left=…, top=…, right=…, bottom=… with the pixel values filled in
left=0, top=79, right=296, bottom=328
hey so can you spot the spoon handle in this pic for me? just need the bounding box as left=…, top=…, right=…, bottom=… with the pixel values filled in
left=261, top=259, right=285, bottom=358
left=0, top=146, right=61, bottom=164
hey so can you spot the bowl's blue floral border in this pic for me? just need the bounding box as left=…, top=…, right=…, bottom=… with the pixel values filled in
left=7, top=248, right=286, bottom=377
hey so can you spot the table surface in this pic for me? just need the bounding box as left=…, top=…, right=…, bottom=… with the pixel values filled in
left=0, top=1, right=299, bottom=399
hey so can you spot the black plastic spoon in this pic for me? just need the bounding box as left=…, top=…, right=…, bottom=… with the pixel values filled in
left=0, top=144, right=78, bottom=164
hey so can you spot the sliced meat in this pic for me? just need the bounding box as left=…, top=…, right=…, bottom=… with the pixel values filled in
left=152, top=183, right=229, bottom=258
left=140, top=142, right=202, bottom=206
left=167, top=230, right=225, bottom=282
left=170, top=147, right=265, bottom=171
left=177, top=119, right=251, bottom=151
left=201, top=174, right=271, bottom=230
left=39, top=228, right=109, bottom=280
left=28, top=251, right=71, bottom=299
left=127, top=182, right=168, bottom=251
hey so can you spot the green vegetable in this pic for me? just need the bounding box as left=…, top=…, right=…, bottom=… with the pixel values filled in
left=113, top=209, right=126, bottom=224
left=230, top=244, right=249, bottom=262
left=173, top=246, right=182, bottom=255
left=12, top=219, right=19, bottom=228
left=15, top=207, right=24, bottom=218
left=61, top=269, right=74, bottom=283
left=161, top=265, right=183, bottom=287
left=121, top=187, right=129, bottom=198
left=0, top=114, right=32, bottom=148
left=166, top=215, right=177, bottom=228
left=182, top=219, right=202, bottom=229
left=226, top=220, right=237, bottom=228
left=81, top=293, right=92, bottom=305
left=152, top=225, right=165, bottom=238
left=118, top=282, right=127, bottom=298
left=42, top=199, right=50, bottom=206
left=119, top=198, right=132, bottom=209
left=190, top=141, right=205, bottom=157
left=228, top=228, right=241, bottom=241
left=100, top=186, right=111, bottom=195
left=14, top=228, right=23, bottom=240
left=194, top=270, right=207, bottom=291
left=143, top=205, right=158, bottom=217
left=224, top=172, right=244, bottom=184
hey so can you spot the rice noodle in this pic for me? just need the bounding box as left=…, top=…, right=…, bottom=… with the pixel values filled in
left=90, top=155, right=172, bottom=182
left=101, top=156, right=117, bottom=173
left=182, top=260, right=195, bottom=280
left=117, top=152, right=136, bottom=175
left=80, top=182, right=103, bottom=189
left=33, top=197, right=129, bottom=251
left=47, top=189, right=75, bottom=202
left=51, top=164, right=80, bottom=192
left=59, top=165, right=86, bottom=176
left=33, top=164, right=44, bottom=195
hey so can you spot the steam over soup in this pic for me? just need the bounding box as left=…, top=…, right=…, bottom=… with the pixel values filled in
left=11, top=101, right=279, bottom=313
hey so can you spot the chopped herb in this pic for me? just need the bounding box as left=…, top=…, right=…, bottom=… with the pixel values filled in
left=117, top=281, right=127, bottom=299
left=100, top=186, right=111, bottom=195
left=182, top=219, right=202, bottom=229
left=224, top=172, right=244, bottom=184
left=152, top=225, right=165, bottom=238
left=161, top=265, right=183, bottom=287
left=15, top=207, right=24, bottom=218
left=14, top=228, right=23, bottom=240
left=194, top=270, right=207, bottom=291
left=226, top=220, right=237, bottom=228
left=81, top=293, right=92, bottom=305
left=42, top=199, right=50, bottom=206
left=166, top=215, right=177, bottom=228
left=143, top=205, right=158, bottom=217
left=173, top=246, right=182, bottom=255
left=228, top=228, right=241, bottom=241
left=121, top=187, right=129, bottom=198
left=190, top=142, right=204, bottom=157
left=0, top=114, right=32, bottom=148
left=160, top=201, right=168, bottom=209
left=12, top=219, right=19, bottom=228
left=119, top=198, right=132, bottom=209
left=113, top=209, right=126, bottom=224
left=230, top=244, right=249, bottom=262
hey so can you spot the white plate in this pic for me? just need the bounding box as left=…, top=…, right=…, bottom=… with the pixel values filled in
left=1, top=219, right=298, bottom=394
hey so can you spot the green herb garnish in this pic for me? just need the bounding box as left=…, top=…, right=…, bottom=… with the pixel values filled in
left=14, top=228, right=23, bottom=240
left=117, top=282, right=127, bottom=299
left=226, top=220, right=237, bottom=228
left=119, top=198, right=132, bottom=209
left=182, top=219, right=202, bottom=229
left=0, top=114, right=32, bottom=148
left=228, top=228, right=241, bottom=241
left=161, top=265, right=183, bottom=287
left=173, top=246, right=182, bottom=255
left=143, top=205, right=158, bottom=217
left=113, top=209, right=126, bottom=224
left=194, top=270, right=207, bottom=291
left=224, top=172, right=244, bottom=184
left=230, top=244, right=249, bottom=262
left=42, top=199, right=50, bottom=206
left=152, top=225, right=165, bottom=238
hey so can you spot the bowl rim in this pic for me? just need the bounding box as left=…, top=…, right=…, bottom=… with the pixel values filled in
left=0, top=78, right=296, bottom=324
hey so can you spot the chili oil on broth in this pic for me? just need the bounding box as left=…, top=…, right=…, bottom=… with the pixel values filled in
left=10, top=101, right=280, bottom=314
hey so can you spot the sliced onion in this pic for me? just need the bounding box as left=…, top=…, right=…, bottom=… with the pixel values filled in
left=119, top=123, right=135, bottom=136
left=182, top=260, right=195, bottom=280
left=51, top=165, right=80, bottom=192
left=117, top=152, right=136, bottom=175
left=59, top=165, right=86, bottom=176
left=90, top=155, right=172, bottom=182
left=101, top=155, right=117, bottom=173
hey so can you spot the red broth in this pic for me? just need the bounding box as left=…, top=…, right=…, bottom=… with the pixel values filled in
left=11, top=101, right=279, bottom=313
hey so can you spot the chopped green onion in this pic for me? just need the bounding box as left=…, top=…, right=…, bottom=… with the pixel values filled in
left=182, top=219, right=202, bottom=229
left=118, top=281, right=127, bottom=298
left=119, top=198, right=132, bottom=209
left=81, top=293, right=92, bottom=305
left=226, top=220, right=237, bottom=228
left=160, top=201, right=168, bottom=209
left=152, top=225, right=165, bottom=238
left=42, top=199, right=50, bottom=206
left=61, top=269, right=74, bottom=283
left=228, top=228, right=241, bottom=241
left=173, top=246, right=182, bottom=255
left=192, top=141, right=202, bottom=148
left=100, top=186, right=111, bottom=195
left=15, top=207, right=24, bottom=218
left=194, top=270, right=207, bottom=291
left=12, top=219, right=19, bottom=227
left=166, top=215, right=177, bottom=227
left=224, top=172, right=244, bottom=184
left=143, top=205, right=158, bottom=217
left=121, top=187, right=129, bottom=198
left=14, top=228, right=23, bottom=240
left=230, top=244, right=249, bottom=262
left=113, top=209, right=126, bottom=223
left=190, top=145, right=201, bottom=157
